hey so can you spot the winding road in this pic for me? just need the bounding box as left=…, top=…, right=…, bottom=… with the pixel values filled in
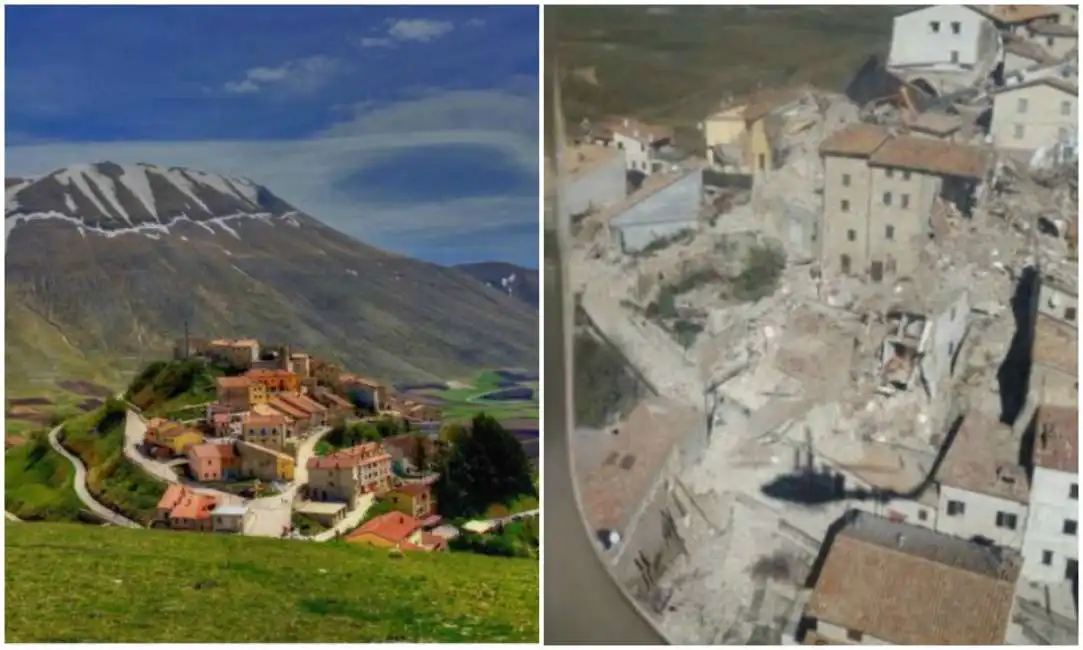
left=46, top=425, right=141, bottom=528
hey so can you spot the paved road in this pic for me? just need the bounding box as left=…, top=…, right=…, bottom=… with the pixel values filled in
left=310, top=493, right=376, bottom=542
left=47, top=425, right=141, bottom=528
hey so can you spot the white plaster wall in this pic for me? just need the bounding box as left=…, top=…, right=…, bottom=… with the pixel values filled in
left=1037, top=282, right=1078, bottom=327
left=888, top=5, right=993, bottom=68
left=921, top=290, right=970, bottom=398
left=991, top=82, right=1079, bottom=153
left=936, top=484, right=1029, bottom=549
left=611, top=131, right=653, bottom=174
left=1021, top=466, right=1079, bottom=583
left=611, top=171, right=702, bottom=253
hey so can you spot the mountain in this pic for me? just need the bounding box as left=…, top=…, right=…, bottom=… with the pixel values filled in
left=455, top=262, right=539, bottom=309
left=5, top=162, right=538, bottom=396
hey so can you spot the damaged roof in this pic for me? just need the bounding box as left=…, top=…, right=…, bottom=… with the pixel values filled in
left=1032, top=405, right=1079, bottom=474
left=1032, top=312, right=1078, bottom=379
left=936, top=410, right=1030, bottom=503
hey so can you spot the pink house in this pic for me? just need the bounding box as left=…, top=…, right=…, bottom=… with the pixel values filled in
left=187, top=443, right=240, bottom=482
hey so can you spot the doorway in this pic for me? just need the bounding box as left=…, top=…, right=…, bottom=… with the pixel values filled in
left=840, top=254, right=851, bottom=275
left=871, top=260, right=884, bottom=283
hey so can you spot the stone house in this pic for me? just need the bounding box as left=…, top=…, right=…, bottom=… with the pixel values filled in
left=387, top=482, right=436, bottom=520
left=243, top=368, right=301, bottom=394
left=305, top=442, right=392, bottom=507
left=990, top=73, right=1078, bottom=157
left=796, top=511, right=1022, bottom=645
left=818, top=124, right=988, bottom=281
left=215, top=375, right=267, bottom=410
left=934, top=411, right=1030, bottom=550
left=1001, top=36, right=1057, bottom=75
left=240, top=412, right=288, bottom=451
left=206, top=338, right=260, bottom=370
left=1025, top=20, right=1079, bottom=59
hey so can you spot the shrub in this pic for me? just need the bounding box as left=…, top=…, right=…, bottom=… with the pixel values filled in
left=732, top=244, right=786, bottom=302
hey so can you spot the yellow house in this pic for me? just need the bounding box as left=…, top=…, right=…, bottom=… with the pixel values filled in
left=216, top=376, right=268, bottom=410
left=276, top=455, right=295, bottom=481
left=148, top=423, right=205, bottom=456
left=703, top=87, right=805, bottom=176
left=386, top=483, right=435, bottom=520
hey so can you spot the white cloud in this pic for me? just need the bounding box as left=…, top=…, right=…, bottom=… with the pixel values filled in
left=466, top=18, right=486, bottom=28
left=223, top=56, right=340, bottom=95
left=358, top=36, right=394, bottom=48
left=6, top=89, right=539, bottom=262
left=387, top=18, right=454, bottom=42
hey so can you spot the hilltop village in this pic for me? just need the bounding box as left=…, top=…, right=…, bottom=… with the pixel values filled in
left=125, top=336, right=535, bottom=552
left=556, top=4, right=1078, bottom=646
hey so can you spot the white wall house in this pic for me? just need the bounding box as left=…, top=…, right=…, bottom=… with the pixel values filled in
left=991, top=74, right=1079, bottom=155
left=1021, top=406, right=1079, bottom=584
left=888, top=5, right=1000, bottom=70
left=934, top=412, right=1030, bottom=550
left=1037, top=274, right=1078, bottom=327
left=594, top=118, right=674, bottom=176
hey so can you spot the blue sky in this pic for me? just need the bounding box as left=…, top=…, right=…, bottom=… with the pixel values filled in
left=5, top=5, right=540, bottom=267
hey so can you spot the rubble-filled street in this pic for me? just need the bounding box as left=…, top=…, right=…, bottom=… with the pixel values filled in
left=565, top=18, right=1079, bottom=643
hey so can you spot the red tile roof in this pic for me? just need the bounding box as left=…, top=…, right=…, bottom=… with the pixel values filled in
left=347, top=511, right=419, bottom=544
left=216, top=376, right=251, bottom=389
left=158, top=484, right=191, bottom=510
left=267, top=397, right=307, bottom=420
left=307, top=442, right=391, bottom=470
left=278, top=392, right=327, bottom=415
left=170, top=493, right=218, bottom=520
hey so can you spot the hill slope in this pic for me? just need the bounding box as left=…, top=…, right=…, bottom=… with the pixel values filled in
left=5, top=163, right=538, bottom=396
left=456, top=261, right=539, bottom=308
left=5, top=522, right=538, bottom=642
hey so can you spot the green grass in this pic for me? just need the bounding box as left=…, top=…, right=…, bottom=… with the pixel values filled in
left=547, top=5, right=898, bottom=149
left=418, top=370, right=539, bottom=423
left=4, top=431, right=84, bottom=521
left=5, top=523, right=539, bottom=643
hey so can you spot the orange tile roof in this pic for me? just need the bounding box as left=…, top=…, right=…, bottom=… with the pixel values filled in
left=936, top=411, right=1030, bottom=503
left=245, top=368, right=297, bottom=379
left=170, top=493, right=218, bottom=520
left=278, top=392, right=326, bottom=415
left=316, top=391, right=353, bottom=409
left=188, top=443, right=232, bottom=461
left=348, top=511, right=420, bottom=545
left=216, top=376, right=251, bottom=389
left=307, top=443, right=391, bottom=470
left=267, top=397, right=307, bottom=420
left=246, top=412, right=287, bottom=428
left=158, top=484, right=191, bottom=510
left=1033, top=405, right=1079, bottom=473
left=819, top=124, right=891, bottom=158
left=868, top=136, right=989, bottom=179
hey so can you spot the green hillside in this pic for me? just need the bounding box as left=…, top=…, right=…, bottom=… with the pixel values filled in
left=5, top=523, right=538, bottom=643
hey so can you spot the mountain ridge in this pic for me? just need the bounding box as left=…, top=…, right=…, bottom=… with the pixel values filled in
left=5, top=162, right=538, bottom=396
left=455, top=261, right=540, bottom=309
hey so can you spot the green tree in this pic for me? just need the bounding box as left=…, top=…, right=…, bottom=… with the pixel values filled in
left=433, top=413, right=535, bottom=519
left=409, top=433, right=429, bottom=476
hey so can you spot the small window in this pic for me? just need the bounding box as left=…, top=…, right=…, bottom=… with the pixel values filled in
left=841, top=199, right=851, bottom=212
left=883, top=192, right=892, bottom=206
left=1014, top=124, right=1025, bottom=139
left=901, top=194, right=910, bottom=209
left=840, top=254, right=852, bottom=274
left=902, top=170, right=912, bottom=181
left=1042, top=550, right=1054, bottom=565
left=617, top=141, right=624, bottom=150
left=1047, top=37, right=1055, bottom=47
left=1062, top=100, right=1073, bottom=116
left=885, top=225, right=895, bottom=240
left=1067, top=307, right=1077, bottom=322
left=930, top=20, right=941, bottom=33
left=947, top=500, right=966, bottom=516
left=640, top=142, right=646, bottom=152
left=996, top=511, right=1018, bottom=530
left=950, top=50, right=959, bottom=63
left=1018, top=97, right=1029, bottom=113
left=847, top=629, right=863, bottom=642
left=1070, top=483, right=1078, bottom=500
left=1064, top=519, right=1078, bottom=536
left=842, top=173, right=851, bottom=187
left=847, top=229, right=856, bottom=242
left=918, top=509, right=928, bottom=522
left=951, top=21, right=961, bottom=34
left=885, top=168, right=894, bottom=179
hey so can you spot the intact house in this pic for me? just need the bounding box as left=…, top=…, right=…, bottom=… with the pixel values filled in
left=187, top=442, right=241, bottom=482
left=887, top=5, right=1000, bottom=75
left=144, top=418, right=204, bottom=457
left=608, top=166, right=704, bottom=255
left=305, top=442, right=392, bottom=507
left=795, top=511, right=1022, bottom=645
left=243, top=368, right=301, bottom=394
left=154, top=485, right=217, bottom=532
left=211, top=503, right=253, bottom=534
left=591, top=117, right=675, bottom=175
left=990, top=74, right=1078, bottom=157
left=1025, top=19, right=1079, bottom=59
left=933, top=410, right=1029, bottom=550
left=818, top=124, right=990, bottom=282
left=205, top=338, right=261, bottom=370
left=345, top=511, right=447, bottom=552
left=216, top=375, right=268, bottom=410
left=1020, top=405, right=1079, bottom=584
left=339, top=374, right=389, bottom=413
left=240, top=412, right=289, bottom=452
left=236, top=438, right=295, bottom=482
left=386, top=482, right=437, bottom=520
left=702, top=87, right=806, bottom=178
